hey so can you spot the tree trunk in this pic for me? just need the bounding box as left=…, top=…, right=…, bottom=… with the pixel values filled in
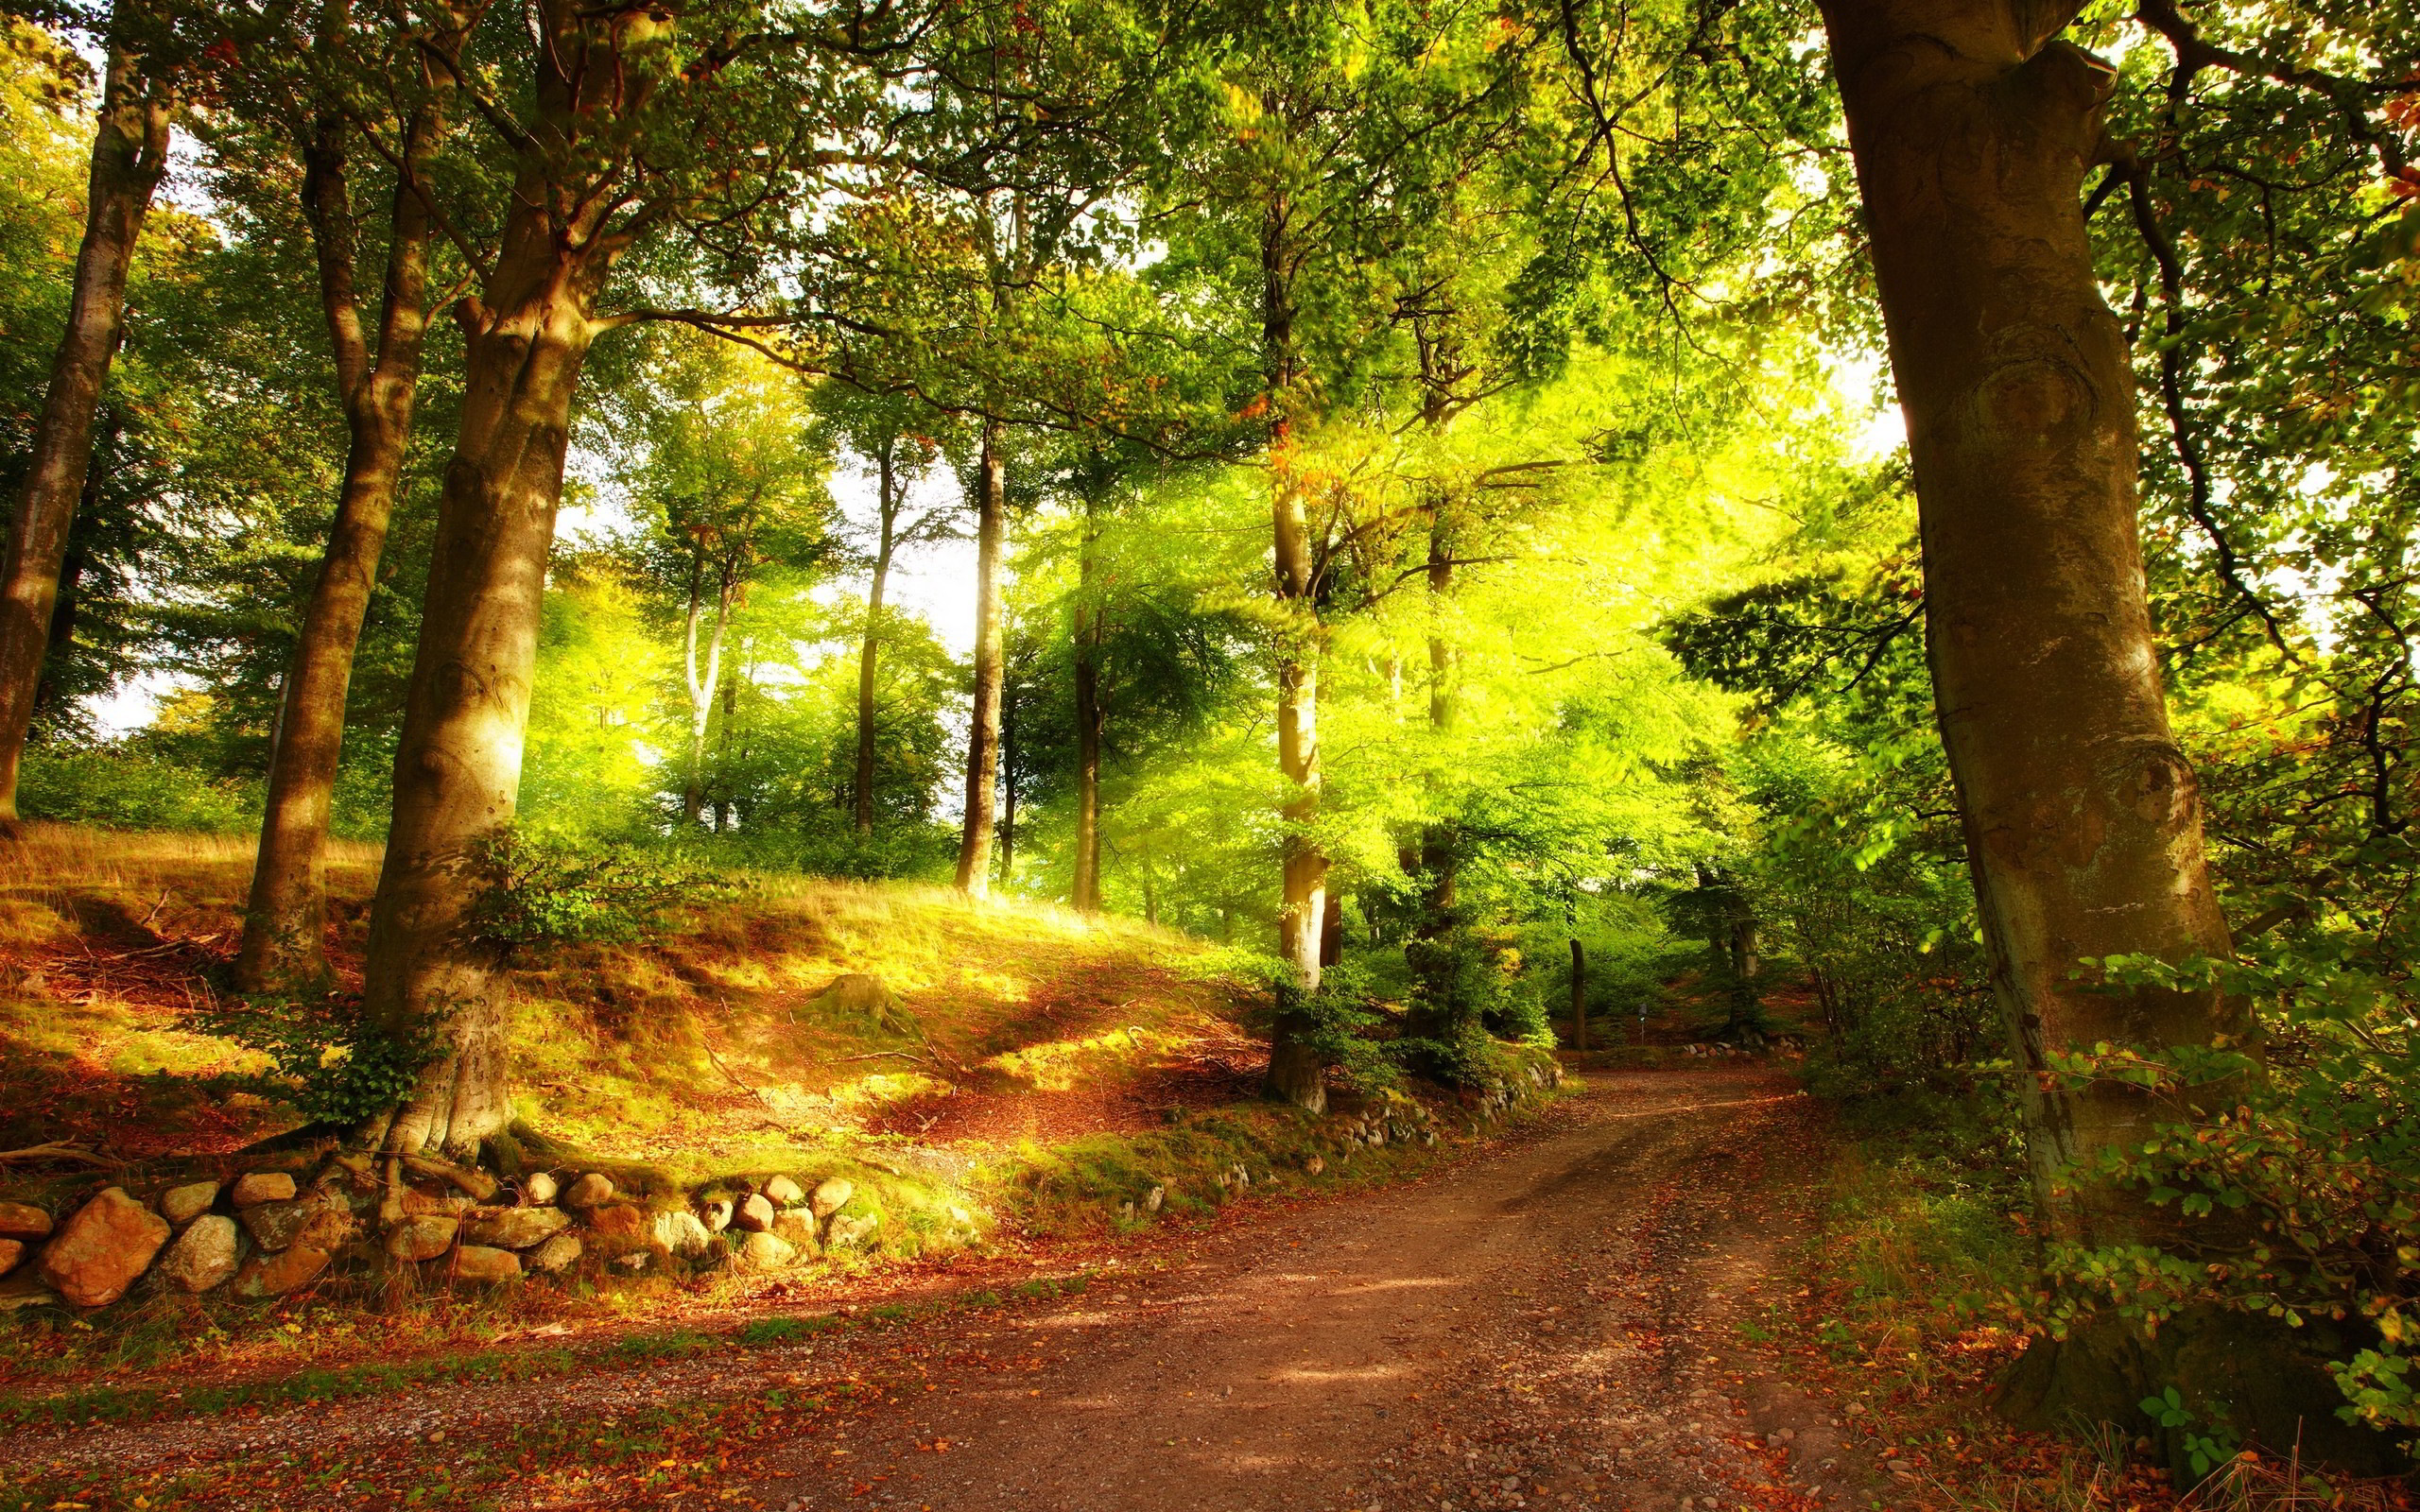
left=1319, top=890, right=1343, bottom=968
left=1819, top=0, right=2345, bottom=1464
left=1569, top=936, right=1587, bottom=1054
left=238, top=83, right=443, bottom=994
left=1405, top=524, right=1460, bottom=1046
left=854, top=443, right=895, bottom=836
left=1071, top=514, right=1104, bottom=913
left=360, top=205, right=607, bottom=1160
left=0, top=49, right=170, bottom=833
left=1260, top=189, right=1327, bottom=1114
left=954, top=425, right=1006, bottom=894
left=997, top=677, right=1017, bottom=885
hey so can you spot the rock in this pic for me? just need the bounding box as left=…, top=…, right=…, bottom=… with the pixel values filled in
left=808, top=1177, right=854, bottom=1220
left=523, top=1172, right=559, bottom=1205
left=450, top=1245, right=521, bottom=1285
left=0, top=1275, right=58, bottom=1311
left=38, top=1187, right=171, bottom=1307
left=0, top=1238, right=21, bottom=1274
left=385, top=1215, right=458, bottom=1263
left=648, top=1209, right=714, bottom=1259
left=1303, top=1156, right=1324, bottom=1177
left=242, top=1196, right=354, bottom=1254
left=159, top=1180, right=219, bottom=1228
left=0, top=1202, right=51, bottom=1241
left=401, top=1187, right=479, bottom=1217
left=1143, top=1186, right=1165, bottom=1213
left=527, top=1233, right=582, bottom=1275
left=230, top=1172, right=297, bottom=1208
left=764, top=1174, right=806, bottom=1208
left=825, top=1211, right=878, bottom=1249
left=461, top=1206, right=570, bottom=1250
left=735, top=1194, right=776, bottom=1232
left=403, top=1156, right=498, bottom=1201
left=700, top=1197, right=735, bottom=1232
left=808, top=972, right=915, bottom=1033
left=231, top=1243, right=333, bottom=1299
left=770, top=1211, right=818, bottom=1251
left=586, top=1204, right=645, bottom=1241
left=737, top=1231, right=796, bottom=1271
left=615, top=1250, right=650, bottom=1271
left=157, top=1215, right=239, bottom=1293
left=563, top=1173, right=614, bottom=1209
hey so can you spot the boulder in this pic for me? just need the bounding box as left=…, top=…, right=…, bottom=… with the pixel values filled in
left=699, top=1197, right=735, bottom=1232
left=157, top=1215, right=239, bottom=1293
left=461, top=1206, right=570, bottom=1250
left=38, top=1187, right=171, bottom=1307
left=763, top=1175, right=806, bottom=1208
left=450, top=1246, right=521, bottom=1285
left=562, top=1173, right=614, bottom=1209
left=770, top=1212, right=818, bottom=1252
left=649, top=1209, right=714, bottom=1259
left=808, top=972, right=915, bottom=1033
left=241, top=1196, right=354, bottom=1254
left=159, top=1180, right=220, bottom=1228
left=736, top=1231, right=796, bottom=1271
left=585, top=1204, right=645, bottom=1241
left=824, top=1211, right=879, bottom=1249
left=0, top=1275, right=58, bottom=1311
left=523, top=1172, right=560, bottom=1205
left=230, top=1243, right=333, bottom=1299
left=0, top=1201, right=53, bottom=1241
left=401, top=1187, right=478, bottom=1217
left=230, top=1172, right=297, bottom=1208
left=527, top=1233, right=582, bottom=1275
left=385, top=1215, right=458, bottom=1263
left=808, top=1177, right=854, bottom=1220
left=734, top=1194, right=776, bottom=1232
left=0, top=1238, right=21, bottom=1274
left=1143, top=1186, right=1165, bottom=1213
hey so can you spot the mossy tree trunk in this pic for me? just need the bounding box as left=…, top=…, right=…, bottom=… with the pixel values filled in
left=239, top=40, right=454, bottom=993
left=0, top=48, right=171, bottom=835
left=954, top=424, right=1006, bottom=895
left=1818, top=0, right=2371, bottom=1465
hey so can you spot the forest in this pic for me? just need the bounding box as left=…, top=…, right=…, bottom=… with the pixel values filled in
left=0, top=0, right=2411, bottom=1503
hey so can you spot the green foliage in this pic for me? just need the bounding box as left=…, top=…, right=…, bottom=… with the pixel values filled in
left=196, top=993, right=436, bottom=1127
left=467, top=831, right=734, bottom=954
left=16, top=747, right=262, bottom=833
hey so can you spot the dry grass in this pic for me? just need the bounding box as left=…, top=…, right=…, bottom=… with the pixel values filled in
left=0, top=824, right=1263, bottom=1175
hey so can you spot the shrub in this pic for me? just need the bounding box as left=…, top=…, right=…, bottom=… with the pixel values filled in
left=468, top=829, right=735, bottom=954
left=17, top=747, right=262, bottom=833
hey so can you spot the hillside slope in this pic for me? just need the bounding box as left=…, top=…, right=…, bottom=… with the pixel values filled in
left=0, top=826, right=1268, bottom=1174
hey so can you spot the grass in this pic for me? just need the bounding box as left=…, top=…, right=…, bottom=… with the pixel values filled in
left=0, top=823, right=1560, bottom=1402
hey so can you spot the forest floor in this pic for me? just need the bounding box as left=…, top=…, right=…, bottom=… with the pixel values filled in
left=0, top=1066, right=1941, bottom=1512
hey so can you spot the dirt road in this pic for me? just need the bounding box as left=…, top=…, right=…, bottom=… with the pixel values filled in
left=10, top=1068, right=1881, bottom=1511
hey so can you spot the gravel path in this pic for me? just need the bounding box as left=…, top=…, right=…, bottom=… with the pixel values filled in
left=6, top=1067, right=1887, bottom=1511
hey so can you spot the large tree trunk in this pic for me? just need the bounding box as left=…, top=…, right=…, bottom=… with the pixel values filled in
left=1819, top=0, right=2364, bottom=1466
left=238, top=88, right=443, bottom=994
left=853, top=444, right=895, bottom=836
left=359, top=200, right=607, bottom=1160
left=0, top=49, right=170, bottom=833
left=1071, top=506, right=1104, bottom=913
left=1405, top=523, right=1461, bottom=1045
left=681, top=562, right=732, bottom=828
left=953, top=425, right=1006, bottom=894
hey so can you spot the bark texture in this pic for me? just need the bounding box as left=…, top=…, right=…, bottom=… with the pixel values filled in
left=361, top=59, right=631, bottom=1154
left=0, top=50, right=171, bottom=833
left=954, top=427, right=1006, bottom=894
left=1071, top=504, right=1104, bottom=912
left=1820, top=0, right=2340, bottom=1461
left=854, top=443, right=896, bottom=836
left=239, top=70, right=447, bottom=993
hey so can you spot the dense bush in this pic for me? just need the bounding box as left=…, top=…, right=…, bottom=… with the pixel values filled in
left=17, top=747, right=264, bottom=833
